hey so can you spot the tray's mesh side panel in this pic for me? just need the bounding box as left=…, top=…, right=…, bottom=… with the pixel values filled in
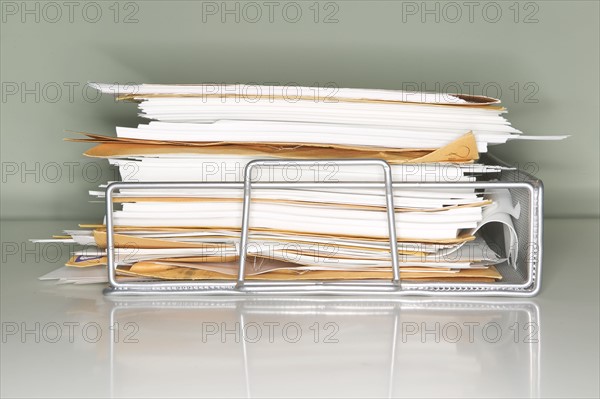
left=510, top=186, right=532, bottom=282
left=429, top=184, right=531, bottom=288
left=495, top=263, right=527, bottom=285
left=413, top=166, right=540, bottom=292
left=499, top=167, right=540, bottom=288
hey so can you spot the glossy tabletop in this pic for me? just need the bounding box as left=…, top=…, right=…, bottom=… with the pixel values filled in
left=1, top=219, right=598, bottom=398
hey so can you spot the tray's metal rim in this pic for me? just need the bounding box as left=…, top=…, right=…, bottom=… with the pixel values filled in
left=103, top=158, right=543, bottom=297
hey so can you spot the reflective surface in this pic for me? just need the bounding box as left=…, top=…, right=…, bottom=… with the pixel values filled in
left=1, top=219, right=599, bottom=398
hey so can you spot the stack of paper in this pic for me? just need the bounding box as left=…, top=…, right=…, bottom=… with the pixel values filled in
left=38, top=83, right=565, bottom=285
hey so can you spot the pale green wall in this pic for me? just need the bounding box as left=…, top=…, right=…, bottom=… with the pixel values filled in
left=1, top=0, right=598, bottom=221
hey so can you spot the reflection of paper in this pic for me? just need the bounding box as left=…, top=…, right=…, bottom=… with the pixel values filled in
left=99, top=299, right=539, bottom=398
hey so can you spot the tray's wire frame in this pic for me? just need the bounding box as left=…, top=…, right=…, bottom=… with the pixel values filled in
left=104, top=159, right=543, bottom=297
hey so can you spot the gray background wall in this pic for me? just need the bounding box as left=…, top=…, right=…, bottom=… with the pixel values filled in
left=1, top=0, right=598, bottom=221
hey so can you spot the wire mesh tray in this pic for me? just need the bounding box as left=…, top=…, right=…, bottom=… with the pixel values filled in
left=103, top=157, right=543, bottom=297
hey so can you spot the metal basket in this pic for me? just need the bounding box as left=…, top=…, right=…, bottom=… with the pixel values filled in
left=103, top=157, right=543, bottom=297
